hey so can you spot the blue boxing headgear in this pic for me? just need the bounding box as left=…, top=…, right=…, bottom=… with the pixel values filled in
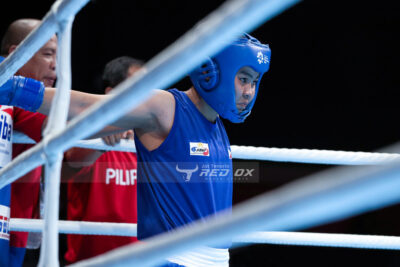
left=189, top=33, right=271, bottom=123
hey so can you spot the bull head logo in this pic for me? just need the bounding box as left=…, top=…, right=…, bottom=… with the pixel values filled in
left=176, top=164, right=199, bottom=182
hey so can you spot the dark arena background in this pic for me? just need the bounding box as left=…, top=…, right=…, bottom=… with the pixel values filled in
left=2, top=0, right=400, bottom=266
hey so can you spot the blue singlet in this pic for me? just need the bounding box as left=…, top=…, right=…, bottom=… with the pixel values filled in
left=135, top=89, right=233, bottom=248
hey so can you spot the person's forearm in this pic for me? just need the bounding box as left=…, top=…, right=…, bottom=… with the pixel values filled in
left=38, top=87, right=106, bottom=119
left=36, top=87, right=55, bottom=115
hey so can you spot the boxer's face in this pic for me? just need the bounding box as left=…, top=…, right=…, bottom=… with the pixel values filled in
left=234, top=66, right=259, bottom=112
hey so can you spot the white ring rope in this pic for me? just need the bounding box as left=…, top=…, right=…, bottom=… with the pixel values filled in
left=69, top=154, right=400, bottom=267
left=10, top=219, right=137, bottom=237
left=229, top=146, right=400, bottom=165
left=38, top=14, right=75, bottom=267
left=10, top=219, right=400, bottom=250
left=12, top=131, right=400, bottom=165
left=233, top=231, right=400, bottom=250
left=4, top=0, right=400, bottom=265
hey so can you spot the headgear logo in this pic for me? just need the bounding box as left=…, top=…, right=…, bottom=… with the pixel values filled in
left=257, top=51, right=269, bottom=64
left=176, top=164, right=199, bottom=182
left=190, top=142, right=210, bottom=157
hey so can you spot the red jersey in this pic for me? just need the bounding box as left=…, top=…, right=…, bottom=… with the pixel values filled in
left=10, top=108, right=46, bottom=248
left=65, top=151, right=138, bottom=263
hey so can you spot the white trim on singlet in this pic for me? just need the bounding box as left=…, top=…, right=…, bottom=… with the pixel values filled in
left=167, top=246, right=229, bottom=267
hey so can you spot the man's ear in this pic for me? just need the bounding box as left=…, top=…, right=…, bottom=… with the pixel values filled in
left=105, top=86, right=113, bottom=94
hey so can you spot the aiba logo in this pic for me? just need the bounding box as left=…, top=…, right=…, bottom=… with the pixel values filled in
left=0, top=106, right=13, bottom=142
left=190, top=142, right=210, bottom=157
left=0, top=106, right=13, bottom=168
left=0, top=205, right=10, bottom=241
left=257, top=51, right=269, bottom=65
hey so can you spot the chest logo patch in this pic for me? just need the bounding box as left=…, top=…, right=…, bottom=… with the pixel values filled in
left=190, top=142, right=210, bottom=156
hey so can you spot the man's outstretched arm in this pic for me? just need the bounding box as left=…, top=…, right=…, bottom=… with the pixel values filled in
left=0, top=75, right=175, bottom=141
left=38, top=86, right=104, bottom=119
left=0, top=75, right=103, bottom=116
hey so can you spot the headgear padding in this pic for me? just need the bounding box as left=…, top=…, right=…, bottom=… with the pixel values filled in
left=190, top=33, right=271, bottom=123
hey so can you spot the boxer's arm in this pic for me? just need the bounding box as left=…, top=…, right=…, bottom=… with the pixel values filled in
left=38, top=87, right=104, bottom=119
left=1, top=77, right=174, bottom=146
left=40, top=87, right=173, bottom=137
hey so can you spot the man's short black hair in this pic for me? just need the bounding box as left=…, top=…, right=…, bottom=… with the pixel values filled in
left=102, top=56, right=144, bottom=89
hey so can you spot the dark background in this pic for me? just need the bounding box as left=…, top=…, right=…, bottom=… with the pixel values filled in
left=2, top=0, right=400, bottom=266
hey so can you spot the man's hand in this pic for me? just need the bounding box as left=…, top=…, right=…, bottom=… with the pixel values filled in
left=102, top=130, right=134, bottom=146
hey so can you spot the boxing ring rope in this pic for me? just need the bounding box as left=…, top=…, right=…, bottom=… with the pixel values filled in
left=10, top=219, right=400, bottom=251
left=38, top=12, right=74, bottom=267
left=233, top=231, right=400, bottom=250
left=0, top=0, right=302, bottom=266
left=2, top=0, right=400, bottom=266
left=11, top=130, right=400, bottom=251
left=13, top=130, right=400, bottom=165
left=70, top=156, right=400, bottom=267
left=0, top=0, right=90, bottom=265
left=10, top=219, right=138, bottom=237
left=0, top=0, right=301, bottom=188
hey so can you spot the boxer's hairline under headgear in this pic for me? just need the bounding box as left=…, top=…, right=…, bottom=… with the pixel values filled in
left=189, top=33, right=271, bottom=123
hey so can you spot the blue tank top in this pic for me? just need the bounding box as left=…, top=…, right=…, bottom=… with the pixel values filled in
left=135, top=89, right=232, bottom=247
